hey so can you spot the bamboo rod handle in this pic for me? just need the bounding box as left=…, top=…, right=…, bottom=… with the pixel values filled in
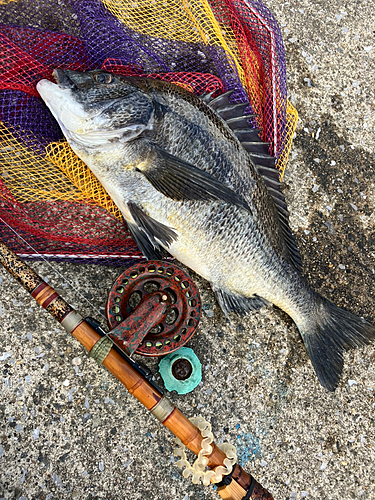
left=217, top=479, right=247, bottom=500
left=0, top=241, right=274, bottom=500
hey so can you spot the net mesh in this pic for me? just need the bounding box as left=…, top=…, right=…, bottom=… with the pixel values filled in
left=0, top=0, right=298, bottom=264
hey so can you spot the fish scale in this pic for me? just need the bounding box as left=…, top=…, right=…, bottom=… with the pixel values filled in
left=150, top=98, right=288, bottom=263
left=37, top=68, right=375, bottom=392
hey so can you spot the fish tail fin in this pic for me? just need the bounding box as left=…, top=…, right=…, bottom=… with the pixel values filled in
left=298, top=294, right=375, bottom=391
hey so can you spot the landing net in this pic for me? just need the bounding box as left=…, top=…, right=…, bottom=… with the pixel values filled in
left=0, top=0, right=298, bottom=264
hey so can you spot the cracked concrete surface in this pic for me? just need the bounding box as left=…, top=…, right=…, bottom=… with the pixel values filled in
left=0, top=1, right=374, bottom=499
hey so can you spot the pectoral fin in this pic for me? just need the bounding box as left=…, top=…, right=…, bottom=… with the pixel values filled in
left=136, top=147, right=250, bottom=211
left=126, top=201, right=177, bottom=260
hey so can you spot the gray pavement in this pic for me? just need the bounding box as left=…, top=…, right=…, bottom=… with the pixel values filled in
left=0, top=1, right=374, bottom=499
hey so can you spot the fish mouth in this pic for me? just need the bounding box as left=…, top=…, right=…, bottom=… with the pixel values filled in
left=52, top=69, right=76, bottom=89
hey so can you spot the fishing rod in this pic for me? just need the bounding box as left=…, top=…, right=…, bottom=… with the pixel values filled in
left=0, top=239, right=274, bottom=500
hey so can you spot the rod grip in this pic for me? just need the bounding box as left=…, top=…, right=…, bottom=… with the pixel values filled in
left=247, top=475, right=274, bottom=499
left=217, top=464, right=274, bottom=500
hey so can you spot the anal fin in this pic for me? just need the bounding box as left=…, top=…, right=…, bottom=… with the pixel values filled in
left=215, top=289, right=270, bottom=318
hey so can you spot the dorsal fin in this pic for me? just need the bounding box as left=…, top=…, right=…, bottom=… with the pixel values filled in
left=227, top=116, right=258, bottom=130
left=201, top=91, right=302, bottom=272
left=206, top=89, right=235, bottom=110
left=249, top=152, right=276, bottom=169
left=253, top=173, right=301, bottom=272
left=215, top=103, right=252, bottom=121
left=233, top=128, right=262, bottom=142
left=256, top=166, right=302, bottom=271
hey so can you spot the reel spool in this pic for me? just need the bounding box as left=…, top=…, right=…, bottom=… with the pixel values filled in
left=106, top=261, right=201, bottom=356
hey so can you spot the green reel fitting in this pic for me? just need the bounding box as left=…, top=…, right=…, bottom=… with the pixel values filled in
left=158, top=347, right=202, bottom=394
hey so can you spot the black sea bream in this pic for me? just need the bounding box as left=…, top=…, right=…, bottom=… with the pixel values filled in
left=37, top=69, right=375, bottom=391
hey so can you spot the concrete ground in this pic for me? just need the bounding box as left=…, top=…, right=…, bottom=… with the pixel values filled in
left=0, top=1, right=374, bottom=499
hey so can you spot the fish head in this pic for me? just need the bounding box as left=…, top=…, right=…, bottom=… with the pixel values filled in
left=37, top=69, right=155, bottom=152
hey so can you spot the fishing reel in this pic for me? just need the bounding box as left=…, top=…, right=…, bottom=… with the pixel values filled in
left=105, top=261, right=201, bottom=358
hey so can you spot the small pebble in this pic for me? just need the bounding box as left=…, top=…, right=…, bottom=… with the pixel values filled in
left=348, top=380, right=357, bottom=387
left=52, top=474, right=62, bottom=486
left=92, top=415, right=101, bottom=428
left=324, top=221, right=335, bottom=235
left=67, top=388, right=76, bottom=401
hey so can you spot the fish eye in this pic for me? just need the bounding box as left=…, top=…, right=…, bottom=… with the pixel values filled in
left=94, top=72, right=113, bottom=84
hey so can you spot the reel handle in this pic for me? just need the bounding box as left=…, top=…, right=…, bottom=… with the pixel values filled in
left=109, top=291, right=170, bottom=355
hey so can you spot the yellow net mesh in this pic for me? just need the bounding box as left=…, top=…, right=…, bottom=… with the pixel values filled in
left=280, top=102, right=298, bottom=180
left=45, top=141, right=121, bottom=218
left=0, top=124, right=84, bottom=203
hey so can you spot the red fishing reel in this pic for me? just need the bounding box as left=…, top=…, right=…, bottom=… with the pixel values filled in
left=106, top=261, right=201, bottom=356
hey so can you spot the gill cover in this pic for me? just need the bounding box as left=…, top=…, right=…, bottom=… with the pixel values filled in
left=37, top=69, right=155, bottom=148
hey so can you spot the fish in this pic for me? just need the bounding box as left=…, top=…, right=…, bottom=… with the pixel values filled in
left=37, top=69, right=375, bottom=391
